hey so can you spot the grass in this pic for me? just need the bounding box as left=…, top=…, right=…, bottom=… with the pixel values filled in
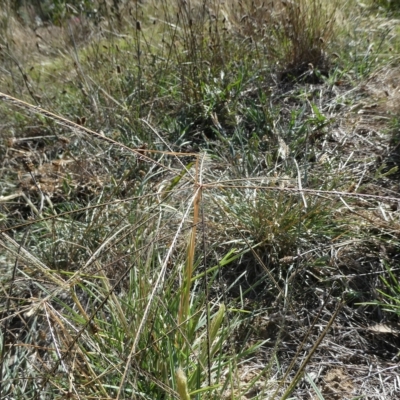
left=1, top=0, right=400, bottom=399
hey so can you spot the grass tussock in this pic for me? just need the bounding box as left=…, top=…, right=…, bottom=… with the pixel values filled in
left=1, top=0, right=400, bottom=399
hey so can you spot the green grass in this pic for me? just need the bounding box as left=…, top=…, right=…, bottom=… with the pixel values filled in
left=1, top=0, right=400, bottom=399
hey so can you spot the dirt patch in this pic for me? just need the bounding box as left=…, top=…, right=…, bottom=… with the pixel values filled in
left=321, top=368, right=355, bottom=400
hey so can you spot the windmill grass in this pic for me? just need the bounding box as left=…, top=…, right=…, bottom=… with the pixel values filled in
left=1, top=0, right=400, bottom=399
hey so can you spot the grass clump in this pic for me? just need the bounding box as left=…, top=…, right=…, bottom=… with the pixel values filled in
left=224, top=189, right=337, bottom=263
left=224, top=0, right=339, bottom=81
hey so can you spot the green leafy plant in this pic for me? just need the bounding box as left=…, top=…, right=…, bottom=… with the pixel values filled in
left=361, top=261, right=400, bottom=318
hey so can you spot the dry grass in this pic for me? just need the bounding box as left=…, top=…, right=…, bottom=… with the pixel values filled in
left=1, top=1, right=400, bottom=399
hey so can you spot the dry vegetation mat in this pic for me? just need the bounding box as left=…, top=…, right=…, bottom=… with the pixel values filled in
left=1, top=0, right=400, bottom=399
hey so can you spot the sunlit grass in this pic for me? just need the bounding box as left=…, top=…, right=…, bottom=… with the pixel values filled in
left=1, top=0, right=400, bottom=399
